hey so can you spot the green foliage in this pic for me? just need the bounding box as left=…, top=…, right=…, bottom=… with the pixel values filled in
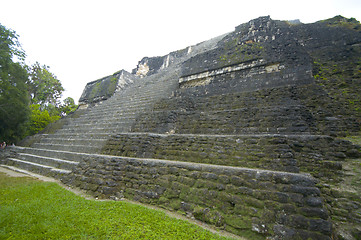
left=320, top=15, right=361, bottom=31
left=0, top=23, right=30, bottom=143
left=313, top=58, right=361, bottom=114
left=89, top=81, right=102, bottom=100
left=0, top=23, right=26, bottom=62
left=220, top=40, right=265, bottom=67
left=108, top=76, right=118, bottom=93
left=87, top=75, right=118, bottom=103
left=20, top=97, right=78, bottom=138
left=60, top=97, right=78, bottom=115
left=0, top=23, right=79, bottom=142
left=27, top=62, right=64, bottom=106
left=25, top=104, right=60, bottom=136
left=0, top=173, right=235, bottom=240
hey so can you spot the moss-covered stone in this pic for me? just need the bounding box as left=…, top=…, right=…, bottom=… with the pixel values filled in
left=61, top=15, right=361, bottom=240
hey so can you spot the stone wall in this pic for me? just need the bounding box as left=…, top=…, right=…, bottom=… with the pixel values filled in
left=67, top=154, right=332, bottom=240
left=132, top=47, right=190, bottom=77
left=178, top=16, right=314, bottom=97
left=68, top=15, right=361, bottom=240
left=102, top=133, right=360, bottom=184
left=132, top=84, right=360, bottom=137
left=78, top=70, right=135, bottom=106
left=178, top=57, right=314, bottom=95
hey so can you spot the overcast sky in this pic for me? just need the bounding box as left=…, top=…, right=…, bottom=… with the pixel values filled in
left=1, top=0, right=360, bottom=103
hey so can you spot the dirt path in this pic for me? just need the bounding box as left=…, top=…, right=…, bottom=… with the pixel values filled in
left=0, top=166, right=245, bottom=240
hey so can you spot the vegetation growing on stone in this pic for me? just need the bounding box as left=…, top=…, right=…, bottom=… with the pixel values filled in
left=219, top=41, right=265, bottom=66
left=2, top=15, right=361, bottom=240
left=98, top=16, right=361, bottom=240
left=319, top=15, right=361, bottom=31
left=79, top=72, right=120, bottom=104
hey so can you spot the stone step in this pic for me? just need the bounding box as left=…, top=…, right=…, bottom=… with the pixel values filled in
left=113, top=91, right=170, bottom=98
left=60, top=121, right=134, bottom=130
left=81, top=108, right=141, bottom=116
left=107, top=90, right=173, bottom=101
left=90, top=99, right=153, bottom=108
left=72, top=112, right=136, bottom=120
left=107, top=95, right=167, bottom=104
left=13, top=146, right=89, bottom=162
left=5, top=158, right=71, bottom=178
left=70, top=116, right=136, bottom=125
left=86, top=104, right=150, bottom=115
left=132, top=123, right=308, bottom=135
left=0, top=165, right=53, bottom=179
left=70, top=118, right=133, bottom=126
left=79, top=85, right=176, bottom=117
left=17, top=153, right=78, bottom=170
left=83, top=107, right=144, bottom=116
left=101, top=90, right=166, bottom=101
left=32, top=143, right=99, bottom=154
left=175, top=128, right=310, bottom=135
left=152, top=105, right=306, bottom=114
left=48, top=133, right=111, bottom=140
left=110, top=132, right=323, bottom=139
left=86, top=94, right=154, bottom=103
left=39, top=137, right=106, bottom=147
left=56, top=125, right=131, bottom=134
left=80, top=108, right=142, bottom=117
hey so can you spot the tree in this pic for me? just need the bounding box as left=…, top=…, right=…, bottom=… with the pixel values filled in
left=60, top=97, right=78, bottom=115
left=25, top=104, right=60, bottom=136
left=0, top=23, right=29, bottom=143
left=1, top=23, right=77, bottom=142
left=25, top=65, right=78, bottom=137
left=27, top=62, right=64, bottom=107
left=0, top=23, right=25, bottom=64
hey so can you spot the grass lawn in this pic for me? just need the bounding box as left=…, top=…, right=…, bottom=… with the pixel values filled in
left=0, top=172, right=236, bottom=240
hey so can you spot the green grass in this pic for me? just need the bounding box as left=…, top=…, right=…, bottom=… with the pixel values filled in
left=0, top=173, right=235, bottom=240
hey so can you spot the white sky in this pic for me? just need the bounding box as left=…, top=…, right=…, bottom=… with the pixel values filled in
left=1, top=0, right=360, bottom=103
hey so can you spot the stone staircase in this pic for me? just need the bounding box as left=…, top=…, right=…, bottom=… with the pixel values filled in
left=2, top=16, right=361, bottom=239
left=102, top=82, right=360, bottom=185
left=2, top=67, right=180, bottom=179
left=1, top=30, right=226, bottom=180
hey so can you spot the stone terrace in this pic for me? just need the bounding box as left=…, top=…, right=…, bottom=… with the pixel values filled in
left=2, top=16, right=361, bottom=240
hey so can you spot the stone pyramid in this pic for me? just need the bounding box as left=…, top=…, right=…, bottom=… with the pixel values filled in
left=2, top=16, right=361, bottom=240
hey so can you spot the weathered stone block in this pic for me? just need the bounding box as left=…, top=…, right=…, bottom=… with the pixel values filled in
left=308, top=218, right=332, bottom=235
left=301, top=207, right=329, bottom=220
left=99, top=186, right=116, bottom=195
left=306, top=196, right=324, bottom=207
left=230, top=176, right=244, bottom=186
left=201, top=172, right=218, bottom=180
left=53, top=17, right=361, bottom=240
left=285, top=185, right=321, bottom=197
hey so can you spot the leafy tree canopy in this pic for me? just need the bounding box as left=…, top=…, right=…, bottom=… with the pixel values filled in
left=25, top=104, right=60, bottom=136
left=0, top=24, right=25, bottom=64
left=27, top=62, right=64, bottom=107
left=0, top=23, right=29, bottom=143
left=0, top=23, right=78, bottom=143
left=61, top=97, right=78, bottom=115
